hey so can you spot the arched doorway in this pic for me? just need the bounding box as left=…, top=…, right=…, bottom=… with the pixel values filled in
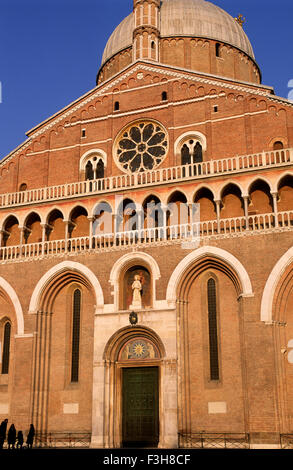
left=102, top=326, right=167, bottom=448
left=120, top=337, right=160, bottom=448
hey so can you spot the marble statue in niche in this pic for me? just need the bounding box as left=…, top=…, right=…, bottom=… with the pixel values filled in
left=131, top=274, right=142, bottom=308
left=123, top=266, right=151, bottom=310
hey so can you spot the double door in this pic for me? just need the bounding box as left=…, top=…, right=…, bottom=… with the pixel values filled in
left=122, top=367, right=159, bottom=447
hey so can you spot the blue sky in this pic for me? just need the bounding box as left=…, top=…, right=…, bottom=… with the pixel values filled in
left=0, top=0, right=292, bottom=160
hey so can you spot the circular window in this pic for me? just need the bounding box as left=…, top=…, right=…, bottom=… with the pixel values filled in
left=115, top=120, right=168, bottom=173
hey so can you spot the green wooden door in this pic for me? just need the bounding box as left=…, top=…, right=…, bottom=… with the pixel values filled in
left=122, top=367, right=159, bottom=447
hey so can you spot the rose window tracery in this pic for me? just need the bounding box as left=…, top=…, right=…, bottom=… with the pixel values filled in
left=115, top=121, right=168, bottom=173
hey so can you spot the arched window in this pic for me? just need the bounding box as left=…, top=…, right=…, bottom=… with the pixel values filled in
left=273, top=141, right=284, bottom=150
left=71, top=289, right=81, bottom=383
left=181, top=144, right=191, bottom=166
left=114, top=101, right=120, bottom=111
left=83, top=155, right=106, bottom=182
left=19, top=183, right=27, bottom=192
left=207, top=278, right=219, bottom=381
left=181, top=140, right=203, bottom=170
left=193, top=142, right=203, bottom=163
left=85, top=160, right=94, bottom=181
left=96, top=159, right=105, bottom=179
left=162, top=91, right=168, bottom=101
left=1, top=321, right=11, bottom=375
left=215, top=43, right=221, bottom=57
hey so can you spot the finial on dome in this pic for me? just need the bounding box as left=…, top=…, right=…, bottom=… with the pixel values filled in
left=235, top=14, right=246, bottom=27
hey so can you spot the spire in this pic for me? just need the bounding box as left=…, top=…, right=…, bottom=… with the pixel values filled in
left=133, top=0, right=160, bottom=62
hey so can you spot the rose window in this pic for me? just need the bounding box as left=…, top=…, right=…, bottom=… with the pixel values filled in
left=115, top=121, right=168, bottom=173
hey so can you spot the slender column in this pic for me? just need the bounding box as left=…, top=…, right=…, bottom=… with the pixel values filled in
left=19, top=226, right=25, bottom=258
left=162, top=205, right=168, bottom=240
left=271, top=192, right=279, bottom=227
left=64, top=220, right=69, bottom=253
left=113, top=214, right=118, bottom=246
left=0, top=230, right=5, bottom=261
left=214, top=200, right=221, bottom=233
left=40, top=223, right=47, bottom=256
left=188, top=203, right=193, bottom=238
left=88, top=216, right=94, bottom=249
left=243, top=196, right=250, bottom=230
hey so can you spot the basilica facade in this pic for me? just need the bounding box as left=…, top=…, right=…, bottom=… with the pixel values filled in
left=0, top=0, right=293, bottom=449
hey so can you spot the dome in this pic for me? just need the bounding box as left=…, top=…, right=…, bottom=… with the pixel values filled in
left=101, top=0, right=255, bottom=65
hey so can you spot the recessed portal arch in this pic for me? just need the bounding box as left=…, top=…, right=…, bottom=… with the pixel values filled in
left=101, top=325, right=167, bottom=449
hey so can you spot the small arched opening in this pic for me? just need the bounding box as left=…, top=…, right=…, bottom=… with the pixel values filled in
left=2, top=215, right=20, bottom=247
left=46, top=209, right=65, bottom=241
left=24, top=212, right=42, bottom=244
left=69, top=206, right=89, bottom=239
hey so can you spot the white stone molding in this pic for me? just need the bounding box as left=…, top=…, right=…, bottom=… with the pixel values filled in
left=192, top=184, right=216, bottom=201
left=0, top=277, right=24, bottom=336
left=29, top=261, right=104, bottom=313
left=45, top=206, right=66, bottom=224
left=68, top=203, right=89, bottom=220
left=109, top=252, right=161, bottom=311
left=80, top=148, right=108, bottom=171
left=1, top=214, right=20, bottom=232
left=166, top=245, right=253, bottom=302
left=91, top=200, right=114, bottom=220
left=261, top=247, right=293, bottom=323
left=275, top=171, right=293, bottom=193
left=246, top=175, right=273, bottom=194
left=23, top=210, right=45, bottom=227
left=218, top=180, right=245, bottom=200
left=174, top=130, right=207, bottom=158
left=166, top=187, right=189, bottom=204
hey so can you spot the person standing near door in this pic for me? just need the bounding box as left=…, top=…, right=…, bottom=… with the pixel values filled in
left=7, top=424, right=16, bottom=449
left=26, top=424, right=35, bottom=449
left=0, top=419, right=8, bottom=449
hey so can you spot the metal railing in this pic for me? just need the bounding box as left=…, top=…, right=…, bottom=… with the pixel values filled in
left=0, top=148, right=292, bottom=208
left=179, top=432, right=250, bottom=449
left=34, top=432, right=91, bottom=448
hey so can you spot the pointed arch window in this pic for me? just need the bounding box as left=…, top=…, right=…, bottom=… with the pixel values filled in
left=1, top=321, right=11, bottom=375
left=193, top=142, right=203, bottom=163
left=85, top=160, right=94, bottom=181
left=71, top=289, right=81, bottom=383
left=181, top=144, right=191, bottom=166
left=207, top=278, right=219, bottom=381
left=181, top=140, right=203, bottom=166
left=84, top=156, right=105, bottom=183
left=96, top=159, right=105, bottom=179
